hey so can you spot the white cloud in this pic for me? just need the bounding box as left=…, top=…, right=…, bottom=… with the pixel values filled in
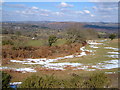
left=84, top=10, right=90, bottom=14
left=41, top=9, right=50, bottom=12
left=0, top=0, right=4, bottom=4
left=53, top=12, right=64, bottom=16
left=16, top=8, right=49, bottom=16
left=3, top=2, right=118, bottom=22
left=31, top=6, right=39, bottom=10
left=90, top=14, right=95, bottom=17
left=93, top=2, right=118, bottom=18
left=59, top=2, right=74, bottom=8
left=40, top=13, right=48, bottom=16
left=75, top=11, right=84, bottom=14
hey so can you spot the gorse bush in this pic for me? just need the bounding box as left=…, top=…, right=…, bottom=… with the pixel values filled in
left=20, top=72, right=110, bottom=88
left=20, top=74, right=60, bottom=88
left=83, top=72, right=110, bottom=88
left=109, top=34, right=116, bottom=40
left=48, top=35, right=57, bottom=46
left=70, top=74, right=83, bottom=88
left=2, top=40, right=14, bottom=45
left=12, top=46, right=35, bottom=51
left=2, top=71, right=11, bottom=88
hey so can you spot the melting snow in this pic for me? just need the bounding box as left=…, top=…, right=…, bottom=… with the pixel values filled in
left=80, top=46, right=85, bottom=51
left=73, top=66, right=96, bottom=71
left=43, top=62, right=83, bottom=70
left=105, top=72, right=116, bottom=74
left=44, top=62, right=82, bottom=68
left=74, top=59, right=119, bottom=71
left=104, top=47, right=119, bottom=51
left=10, top=82, right=22, bottom=85
left=88, top=42, right=103, bottom=45
left=64, top=55, right=75, bottom=59
left=10, top=60, right=28, bottom=63
left=99, top=39, right=108, bottom=42
left=0, top=67, right=12, bottom=70
left=92, top=60, right=119, bottom=69
left=80, top=46, right=96, bottom=53
left=106, top=55, right=119, bottom=58
left=108, top=52, right=120, bottom=55
left=80, top=52, right=87, bottom=56
left=0, top=67, right=36, bottom=73
left=15, top=68, right=37, bottom=73
left=90, top=45, right=99, bottom=48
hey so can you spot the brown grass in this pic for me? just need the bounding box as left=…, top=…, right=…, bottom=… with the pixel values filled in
left=2, top=43, right=83, bottom=65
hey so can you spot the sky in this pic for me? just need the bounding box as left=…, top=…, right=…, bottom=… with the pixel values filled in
left=1, top=1, right=119, bottom=22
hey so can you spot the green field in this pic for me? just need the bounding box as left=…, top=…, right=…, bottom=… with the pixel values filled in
left=26, top=39, right=46, bottom=47
left=52, top=39, right=119, bottom=65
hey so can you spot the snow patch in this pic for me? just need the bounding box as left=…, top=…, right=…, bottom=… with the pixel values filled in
left=106, top=55, right=119, bottom=58
left=80, top=46, right=85, bottom=51
left=10, top=82, right=22, bottom=85
left=92, top=60, right=119, bottom=69
left=90, top=45, right=99, bottom=48
left=99, top=39, right=108, bottom=42
left=10, top=60, right=27, bottom=63
left=0, top=67, right=12, bottom=70
left=105, top=72, right=116, bottom=74
left=44, top=62, right=82, bottom=70
left=108, top=52, right=120, bottom=55
left=15, top=68, right=37, bottom=73
left=104, top=47, right=119, bottom=51
left=73, top=66, right=96, bottom=71
left=0, top=67, right=36, bottom=73
left=88, top=42, right=103, bottom=45
left=74, top=59, right=119, bottom=71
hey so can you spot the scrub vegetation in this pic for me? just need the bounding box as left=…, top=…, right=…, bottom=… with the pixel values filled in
left=20, top=72, right=110, bottom=88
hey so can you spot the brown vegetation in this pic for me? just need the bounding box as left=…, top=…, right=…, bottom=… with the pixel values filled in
left=2, top=43, right=82, bottom=65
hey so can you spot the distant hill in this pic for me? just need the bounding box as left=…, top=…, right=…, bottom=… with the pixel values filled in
left=84, top=24, right=118, bottom=30
left=2, top=21, right=118, bottom=33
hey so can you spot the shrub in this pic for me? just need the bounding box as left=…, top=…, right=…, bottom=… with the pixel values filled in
left=109, top=34, right=116, bottom=40
left=20, top=74, right=85, bottom=88
left=48, top=35, right=57, bottom=46
left=12, top=46, right=34, bottom=51
left=2, top=40, right=14, bottom=45
left=60, top=80, right=72, bottom=88
left=83, top=73, right=110, bottom=88
left=2, top=71, right=11, bottom=88
left=20, top=74, right=60, bottom=88
left=70, top=74, right=83, bottom=88
left=20, top=73, right=110, bottom=88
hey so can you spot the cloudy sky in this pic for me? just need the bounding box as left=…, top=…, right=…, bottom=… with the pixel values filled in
left=2, top=2, right=118, bottom=22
